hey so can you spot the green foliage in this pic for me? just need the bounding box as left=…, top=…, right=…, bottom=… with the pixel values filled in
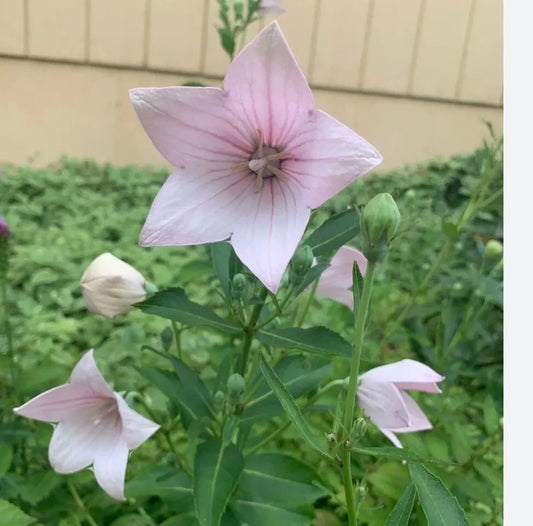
left=0, top=137, right=502, bottom=525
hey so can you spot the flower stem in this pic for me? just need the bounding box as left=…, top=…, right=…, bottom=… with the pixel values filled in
left=341, top=262, right=377, bottom=526
left=67, top=480, right=99, bottom=526
left=296, top=279, right=319, bottom=327
left=239, top=287, right=268, bottom=375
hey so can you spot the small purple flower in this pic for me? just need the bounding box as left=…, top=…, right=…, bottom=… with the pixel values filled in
left=0, top=216, right=10, bottom=239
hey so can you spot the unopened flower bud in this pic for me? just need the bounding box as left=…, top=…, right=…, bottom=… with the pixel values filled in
left=214, top=390, right=226, bottom=411
left=144, top=281, right=158, bottom=298
left=361, top=193, right=401, bottom=263
left=484, top=239, right=503, bottom=259
left=227, top=373, right=245, bottom=403
left=355, top=483, right=367, bottom=504
left=452, top=282, right=463, bottom=292
left=80, top=253, right=147, bottom=318
left=290, top=245, right=314, bottom=278
left=351, top=418, right=367, bottom=442
left=405, top=189, right=416, bottom=201
left=326, top=433, right=336, bottom=445
left=231, top=273, right=248, bottom=300
left=160, top=326, right=174, bottom=351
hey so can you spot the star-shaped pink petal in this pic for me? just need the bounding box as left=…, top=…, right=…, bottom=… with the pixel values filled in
left=130, top=21, right=382, bottom=293
left=14, top=350, right=159, bottom=500
left=357, top=359, right=445, bottom=448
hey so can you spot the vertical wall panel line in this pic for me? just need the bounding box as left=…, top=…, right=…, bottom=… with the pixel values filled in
left=84, top=0, right=90, bottom=61
left=143, top=0, right=151, bottom=67
left=454, top=0, right=476, bottom=99
left=407, top=0, right=427, bottom=93
left=23, top=0, right=29, bottom=55
left=357, top=0, right=375, bottom=89
left=199, top=0, right=210, bottom=74
left=307, top=0, right=322, bottom=80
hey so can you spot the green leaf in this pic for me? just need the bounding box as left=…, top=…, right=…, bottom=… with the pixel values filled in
left=409, top=463, right=469, bottom=526
left=442, top=220, right=459, bottom=240
left=242, top=355, right=332, bottom=424
left=211, top=242, right=241, bottom=300
left=0, top=499, right=35, bottom=526
left=256, top=326, right=352, bottom=358
left=351, top=446, right=451, bottom=465
left=138, top=367, right=213, bottom=429
left=138, top=288, right=240, bottom=334
left=483, top=397, right=500, bottom=436
left=305, top=209, right=360, bottom=256
left=238, top=453, right=325, bottom=511
left=384, top=482, right=416, bottom=526
left=0, top=445, right=13, bottom=476
left=259, top=354, right=329, bottom=461
left=194, top=440, right=244, bottom=526
left=109, top=515, right=153, bottom=526
left=352, top=261, right=364, bottom=316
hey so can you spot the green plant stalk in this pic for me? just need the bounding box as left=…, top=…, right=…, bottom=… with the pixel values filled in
left=67, top=480, right=99, bottom=526
left=341, top=262, right=377, bottom=526
left=239, top=287, right=269, bottom=375
left=1, top=268, right=17, bottom=401
left=296, top=279, right=319, bottom=327
left=171, top=321, right=182, bottom=359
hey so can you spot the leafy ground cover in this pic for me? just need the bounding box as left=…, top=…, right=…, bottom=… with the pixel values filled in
left=0, top=137, right=502, bottom=525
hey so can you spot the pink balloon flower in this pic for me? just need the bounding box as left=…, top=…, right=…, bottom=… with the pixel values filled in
left=315, top=246, right=368, bottom=308
left=130, top=21, right=382, bottom=293
left=357, top=359, right=445, bottom=448
left=14, top=350, right=159, bottom=500
left=259, top=0, right=285, bottom=16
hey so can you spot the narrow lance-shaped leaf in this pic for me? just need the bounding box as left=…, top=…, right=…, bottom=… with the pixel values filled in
left=137, top=288, right=240, bottom=334
left=194, top=440, right=244, bottom=526
left=351, top=446, right=452, bottom=465
left=384, top=482, right=416, bottom=526
left=259, top=354, right=330, bottom=461
left=409, top=463, right=469, bottom=526
left=256, top=326, right=352, bottom=358
left=352, top=259, right=364, bottom=317
left=304, top=209, right=361, bottom=256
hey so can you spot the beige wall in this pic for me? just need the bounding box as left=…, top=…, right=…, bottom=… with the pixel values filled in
left=0, top=0, right=502, bottom=170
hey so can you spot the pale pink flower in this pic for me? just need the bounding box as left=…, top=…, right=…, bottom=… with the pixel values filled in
left=14, top=350, right=159, bottom=500
left=259, top=0, right=285, bottom=16
left=80, top=253, right=147, bottom=318
left=130, top=21, right=382, bottom=293
left=315, top=246, right=367, bottom=308
left=357, top=359, right=445, bottom=448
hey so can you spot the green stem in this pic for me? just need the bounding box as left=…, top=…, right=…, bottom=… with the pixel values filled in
left=171, top=321, right=182, bottom=359
left=296, top=279, right=319, bottom=327
left=67, top=480, right=99, bottom=526
left=256, top=284, right=294, bottom=329
left=341, top=262, right=377, bottom=526
left=1, top=272, right=17, bottom=400
left=239, top=288, right=268, bottom=375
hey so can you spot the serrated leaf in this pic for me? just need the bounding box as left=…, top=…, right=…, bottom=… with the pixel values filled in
left=351, top=446, right=451, bottom=465
left=305, top=209, right=361, bottom=256
left=194, top=440, right=244, bottom=526
left=138, top=288, right=240, bottom=334
left=384, top=482, right=416, bottom=526
left=259, top=355, right=329, bottom=461
left=0, top=499, right=35, bottom=526
left=256, top=326, right=352, bottom=358
left=409, top=463, right=469, bottom=526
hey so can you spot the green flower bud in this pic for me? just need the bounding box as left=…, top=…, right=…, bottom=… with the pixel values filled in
left=291, top=245, right=313, bottom=275
left=144, top=281, right=158, bottom=298
left=351, top=417, right=367, bottom=442
left=405, top=189, right=416, bottom=201
left=355, top=483, right=367, bottom=504
left=160, top=326, right=174, bottom=351
left=231, top=273, right=248, bottom=300
left=214, top=390, right=226, bottom=411
left=485, top=239, right=503, bottom=259
left=227, top=373, right=245, bottom=403
left=452, top=282, right=463, bottom=292
left=361, top=193, right=401, bottom=263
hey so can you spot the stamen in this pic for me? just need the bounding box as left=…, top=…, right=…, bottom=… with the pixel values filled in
left=268, top=165, right=288, bottom=182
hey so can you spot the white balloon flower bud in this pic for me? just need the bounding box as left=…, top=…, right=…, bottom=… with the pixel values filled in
left=80, top=253, right=147, bottom=318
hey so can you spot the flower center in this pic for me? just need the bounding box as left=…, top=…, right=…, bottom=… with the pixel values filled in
left=92, top=398, right=120, bottom=428
left=244, top=130, right=292, bottom=191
